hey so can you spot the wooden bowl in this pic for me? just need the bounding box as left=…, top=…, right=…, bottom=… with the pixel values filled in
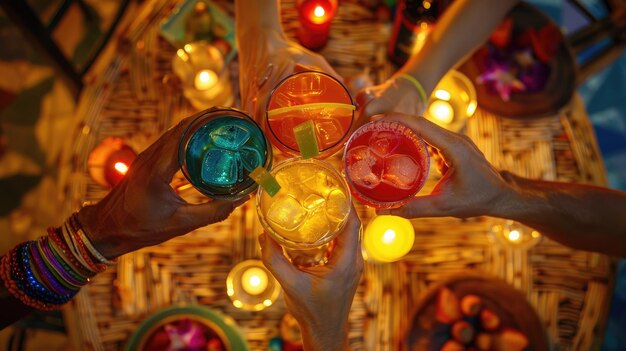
left=457, top=2, right=577, bottom=119
left=402, top=273, right=550, bottom=351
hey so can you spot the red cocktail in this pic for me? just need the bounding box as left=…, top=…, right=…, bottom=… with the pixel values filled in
left=343, top=120, right=430, bottom=209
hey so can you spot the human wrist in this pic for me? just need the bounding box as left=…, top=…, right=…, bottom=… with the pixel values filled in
left=76, top=206, right=121, bottom=260
left=488, top=171, right=540, bottom=221
left=300, top=322, right=349, bottom=351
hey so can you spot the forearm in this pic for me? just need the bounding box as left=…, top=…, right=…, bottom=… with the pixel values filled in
left=399, top=0, right=519, bottom=94
left=235, top=0, right=283, bottom=34
left=493, top=172, right=626, bottom=257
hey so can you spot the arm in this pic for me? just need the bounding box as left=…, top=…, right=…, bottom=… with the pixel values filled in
left=235, top=0, right=341, bottom=124
left=358, top=0, right=519, bottom=119
left=260, top=206, right=363, bottom=351
left=0, top=111, right=246, bottom=328
left=399, top=0, right=519, bottom=94
left=380, top=113, right=626, bottom=257
left=493, top=173, right=626, bottom=257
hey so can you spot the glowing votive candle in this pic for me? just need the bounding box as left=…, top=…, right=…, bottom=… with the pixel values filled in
left=297, top=0, right=337, bottom=50
left=226, top=260, right=281, bottom=311
left=241, top=267, right=269, bottom=296
left=363, top=215, right=415, bottom=262
left=87, top=137, right=137, bottom=188
left=428, top=99, right=455, bottom=125
left=194, top=69, right=218, bottom=91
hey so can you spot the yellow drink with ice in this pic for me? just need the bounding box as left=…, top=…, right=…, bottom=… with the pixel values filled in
left=257, top=158, right=351, bottom=266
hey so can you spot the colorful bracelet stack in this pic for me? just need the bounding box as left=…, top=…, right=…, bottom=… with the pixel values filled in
left=0, top=214, right=116, bottom=310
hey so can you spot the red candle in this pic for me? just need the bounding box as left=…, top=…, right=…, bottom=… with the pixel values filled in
left=88, top=137, right=137, bottom=188
left=297, top=0, right=337, bottom=50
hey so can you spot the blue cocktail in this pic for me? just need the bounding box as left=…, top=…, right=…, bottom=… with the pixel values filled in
left=179, top=108, right=272, bottom=199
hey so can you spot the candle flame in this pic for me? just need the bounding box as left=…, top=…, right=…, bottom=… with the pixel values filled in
left=507, top=230, right=521, bottom=242
left=428, top=100, right=454, bottom=124
left=249, top=275, right=261, bottom=287
left=382, top=229, right=396, bottom=244
left=194, top=69, right=218, bottom=91
left=434, top=89, right=451, bottom=101
left=314, top=5, right=325, bottom=17
left=114, top=162, right=129, bottom=175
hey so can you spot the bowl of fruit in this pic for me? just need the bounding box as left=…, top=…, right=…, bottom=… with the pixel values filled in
left=403, top=273, right=549, bottom=351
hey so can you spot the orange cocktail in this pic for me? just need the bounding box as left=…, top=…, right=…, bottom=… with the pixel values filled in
left=266, top=71, right=355, bottom=158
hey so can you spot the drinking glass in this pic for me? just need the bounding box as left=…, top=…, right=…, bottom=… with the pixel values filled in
left=179, top=108, right=272, bottom=199
left=256, top=158, right=351, bottom=267
left=343, top=120, right=430, bottom=209
left=265, top=71, right=355, bottom=158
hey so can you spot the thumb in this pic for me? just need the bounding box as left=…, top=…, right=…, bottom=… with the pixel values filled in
left=377, top=195, right=446, bottom=218
left=259, top=233, right=299, bottom=285
left=176, top=196, right=248, bottom=229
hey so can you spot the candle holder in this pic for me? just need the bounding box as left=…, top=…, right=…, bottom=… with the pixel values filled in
left=226, top=260, right=281, bottom=311
left=424, top=69, right=477, bottom=132
left=363, top=215, right=415, bottom=263
left=87, top=137, right=137, bottom=188
left=297, top=0, right=338, bottom=50
left=489, top=219, right=542, bottom=250
left=172, top=41, right=233, bottom=109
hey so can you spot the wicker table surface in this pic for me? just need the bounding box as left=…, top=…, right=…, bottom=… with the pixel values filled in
left=58, top=1, right=614, bottom=350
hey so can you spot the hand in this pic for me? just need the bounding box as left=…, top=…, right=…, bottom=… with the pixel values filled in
left=77, top=110, right=248, bottom=259
left=355, top=75, right=425, bottom=127
left=238, top=28, right=342, bottom=125
left=378, top=113, right=516, bottom=219
left=259, top=207, right=363, bottom=351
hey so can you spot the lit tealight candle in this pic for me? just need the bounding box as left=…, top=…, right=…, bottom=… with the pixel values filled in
left=194, top=69, right=218, bottom=91
left=428, top=99, right=455, bottom=125
left=363, top=215, right=415, bottom=262
left=241, top=267, right=269, bottom=296
left=114, top=162, right=129, bottom=175
left=226, top=260, right=280, bottom=311
left=87, top=137, right=137, bottom=188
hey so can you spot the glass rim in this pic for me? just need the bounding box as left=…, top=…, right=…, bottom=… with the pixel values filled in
left=256, top=157, right=352, bottom=249
left=342, top=120, right=431, bottom=209
left=178, top=107, right=273, bottom=200
left=264, top=70, right=355, bottom=156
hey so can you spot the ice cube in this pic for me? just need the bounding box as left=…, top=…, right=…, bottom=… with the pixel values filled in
left=315, top=117, right=344, bottom=147
left=346, top=146, right=382, bottom=189
left=209, top=124, right=250, bottom=151
left=201, top=149, right=240, bottom=186
left=297, top=208, right=330, bottom=243
left=266, top=194, right=308, bottom=232
left=298, top=168, right=331, bottom=197
left=303, top=194, right=325, bottom=210
left=286, top=74, right=323, bottom=97
left=369, top=131, right=401, bottom=156
left=239, top=146, right=263, bottom=172
left=382, top=154, right=421, bottom=190
left=325, top=189, right=349, bottom=222
left=274, top=172, right=305, bottom=200
left=271, top=92, right=295, bottom=107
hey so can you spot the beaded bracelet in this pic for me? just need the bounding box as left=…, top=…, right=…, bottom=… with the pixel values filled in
left=47, top=227, right=96, bottom=279
left=37, top=238, right=86, bottom=288
left=0, top=216, right=113, bottom=311
left=398, top=74, right=428, bottom=106
left=69, top=214, right=116, bottom=266
left=61, top=221, right=99, bottom=273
